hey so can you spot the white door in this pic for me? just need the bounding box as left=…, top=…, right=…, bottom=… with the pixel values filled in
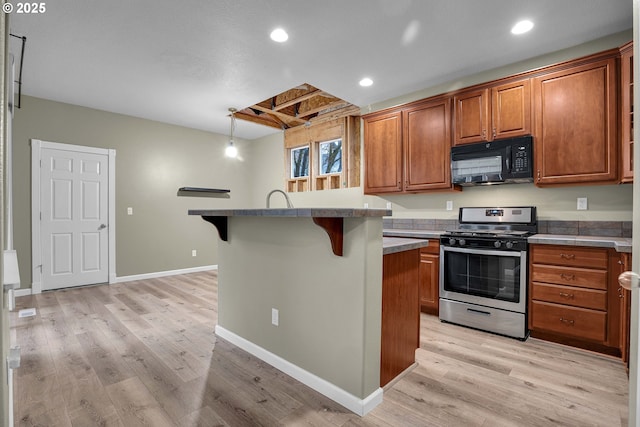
left=32, top=140, right=115, bottom=292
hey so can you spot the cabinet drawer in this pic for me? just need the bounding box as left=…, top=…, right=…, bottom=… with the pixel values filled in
left=531, top=245, right=608, bottom=269
left=420, top=240, right=440, bottom=255
left=531, top=301, right=606, bottom=342
left=531, top=282, right=607, bottom=310
left=531, top=264, right=607, bottom=290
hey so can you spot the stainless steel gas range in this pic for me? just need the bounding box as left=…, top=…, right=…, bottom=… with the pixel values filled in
left=439, top=206, right=537, bottom=339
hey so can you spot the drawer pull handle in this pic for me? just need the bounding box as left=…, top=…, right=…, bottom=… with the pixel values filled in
left=559, top=292, right=574, bottom=299
left=467, top=308, right=491, bottom=316
left=560, top=253, right=576, bottom=260
left=560, top=273, right=576, bottom=281
left=559, top=317, right=575, bottom=325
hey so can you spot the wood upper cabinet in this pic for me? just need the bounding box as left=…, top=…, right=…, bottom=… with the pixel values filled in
left=453, top=79, right=531, bottom=145
left=404, top=98, right=452, bottom=191
left=620, top=41, right=634, bottom=183
left=363, top=97, right=454, bottom=194
left=363, top=110, right=403, bottom=194
left=532, top=56, right=618, bottom=186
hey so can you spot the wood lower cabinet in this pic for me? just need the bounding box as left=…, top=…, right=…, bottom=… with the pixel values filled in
left=532, top=54, right=618, bottom=186
left=453, top=79, right=531, bottom=145
left=363, top=97, right=455, bottom=194
left=419, top=240, right=440, bottom=315
left=529, top=244, right=622, bottom=356
left=615, top=252, right=632, bottom=370
left=381, top=249, right=420, bottom=386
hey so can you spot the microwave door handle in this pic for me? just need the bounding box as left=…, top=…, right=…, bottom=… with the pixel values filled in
left=505, top=146, right=511, bottom=172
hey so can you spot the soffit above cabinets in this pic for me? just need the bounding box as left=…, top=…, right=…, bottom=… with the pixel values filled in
left=235, top=83, right=360, bottom=131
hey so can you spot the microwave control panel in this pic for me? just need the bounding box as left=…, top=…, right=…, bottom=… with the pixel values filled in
left=513, top=146, right=530, bottom=172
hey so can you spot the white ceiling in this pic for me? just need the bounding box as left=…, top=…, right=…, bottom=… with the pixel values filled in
left=8, top=0, right=633, bottom=140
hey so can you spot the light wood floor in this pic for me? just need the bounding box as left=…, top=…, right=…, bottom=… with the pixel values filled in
left=12, top=270, right=629, bottom=426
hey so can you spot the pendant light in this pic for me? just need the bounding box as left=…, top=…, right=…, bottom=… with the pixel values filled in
left=225, top=107, right=238, bottom=158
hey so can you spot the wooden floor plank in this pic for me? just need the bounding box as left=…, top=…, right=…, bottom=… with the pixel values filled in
left=12, top=270, right=628, bottom=426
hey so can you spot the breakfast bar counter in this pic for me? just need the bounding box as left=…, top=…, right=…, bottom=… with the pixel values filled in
left=190, top=208, right=391, bottom=415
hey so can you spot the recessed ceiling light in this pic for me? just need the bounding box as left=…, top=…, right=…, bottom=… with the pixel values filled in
left=270, top=28, right=289, bottom=43
left=511, top=20, right=534, bottom=35
left=359, top=77, right=373, bottom=87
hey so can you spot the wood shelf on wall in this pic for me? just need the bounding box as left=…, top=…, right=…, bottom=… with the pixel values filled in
left=178, top=187, right=230, bottom=193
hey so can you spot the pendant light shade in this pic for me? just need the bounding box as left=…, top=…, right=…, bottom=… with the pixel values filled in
left=225, top=107, right=238, bottom=158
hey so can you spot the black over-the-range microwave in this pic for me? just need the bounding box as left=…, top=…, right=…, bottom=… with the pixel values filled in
left=450, top=135, right=533, bottom=186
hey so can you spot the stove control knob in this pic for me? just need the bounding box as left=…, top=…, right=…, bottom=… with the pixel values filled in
left=505, top=241, right=515, bottom=249
left=458, top=238, right=466, bottom=246
left=494, top=240, right=502, bottom=248
left=448, top=238, right=456, bottom=246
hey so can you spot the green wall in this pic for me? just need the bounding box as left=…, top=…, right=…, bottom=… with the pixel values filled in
left=12, top=96, right=254, bottom=289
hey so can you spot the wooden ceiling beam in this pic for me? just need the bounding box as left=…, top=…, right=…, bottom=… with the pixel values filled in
left=297, top=99, right=349, bottom=118
left=234, top=110, right=285, bottom=130
left=273, top=89, right=326, bottom=111
left=251, top=105, right=307, bottom=126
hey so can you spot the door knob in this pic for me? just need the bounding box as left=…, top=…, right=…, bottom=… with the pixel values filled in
left=98, top=224, right=107, bottom=230
left=618, top=271, right=640, bottom=290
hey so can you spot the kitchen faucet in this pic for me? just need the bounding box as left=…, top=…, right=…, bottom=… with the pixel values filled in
left=266, top=189, right=294, bottom=208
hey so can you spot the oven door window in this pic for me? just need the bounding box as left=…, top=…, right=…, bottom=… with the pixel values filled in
left=443, top=250, right=521, bottom=303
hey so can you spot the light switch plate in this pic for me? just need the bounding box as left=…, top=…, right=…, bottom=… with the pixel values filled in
left=446, top=201, right=453, bottom=211
left=577, top=197, right=588, bottom=210
left=271, top=308, right=279, bottom=326
left=127, top=207, right=133, bottom=215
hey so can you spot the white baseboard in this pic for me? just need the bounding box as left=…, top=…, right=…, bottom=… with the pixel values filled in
left=215, top=325, right=383, bottom=416
left=25, top=265, right=219, bottom=296
left=113, top=265, right=218, bottom=283
left=14, top=288, right=32, bottom=298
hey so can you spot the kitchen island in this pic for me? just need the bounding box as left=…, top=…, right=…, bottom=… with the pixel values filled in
left=190, top=208, right=418, bottom=416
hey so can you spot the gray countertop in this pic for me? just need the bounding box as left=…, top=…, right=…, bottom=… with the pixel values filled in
left=383, top=237, right=431, bottom=255
left=189, top=208, right=392, bottom=217
left=382, top=229, right=632, bottom=253
left=528, top=234, right=632, bottom=253
left=383, top=229, right=445, bottom=239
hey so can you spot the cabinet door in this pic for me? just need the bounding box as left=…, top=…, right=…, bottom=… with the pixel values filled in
left=620, top=42, right=633, bottom=183
left=404, top=98, right=452, bottom=191
left=419, top=251, right=439, bottom=314
left=453, top=88, right=490, bottom=145
left=533, top=57, right=618, bottom=186
left=363, top=111, right=403, bottom=194
left=492, top=79, right=531, bottom=140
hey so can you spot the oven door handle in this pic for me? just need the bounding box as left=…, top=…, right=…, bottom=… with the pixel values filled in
left=467, top=308, right=491, bottom=316
left=441, top=245, right=523, bottom=257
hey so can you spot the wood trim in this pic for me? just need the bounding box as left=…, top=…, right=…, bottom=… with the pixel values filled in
left=312, top=217, right=344, bottom=256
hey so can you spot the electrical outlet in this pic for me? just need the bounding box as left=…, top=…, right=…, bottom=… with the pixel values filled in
left=363, top=203, right=369, bottom=209
left=577, top=197, right=588, bottom=210
left=127, top=207, right=133, bottom=215
left=271, top=308, right=279, bottom=326
left=192, top=249, right=197, bottom=257
left=446, top=201, right=453, bottom=211
left=386, top=202, right=392, bottom=210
